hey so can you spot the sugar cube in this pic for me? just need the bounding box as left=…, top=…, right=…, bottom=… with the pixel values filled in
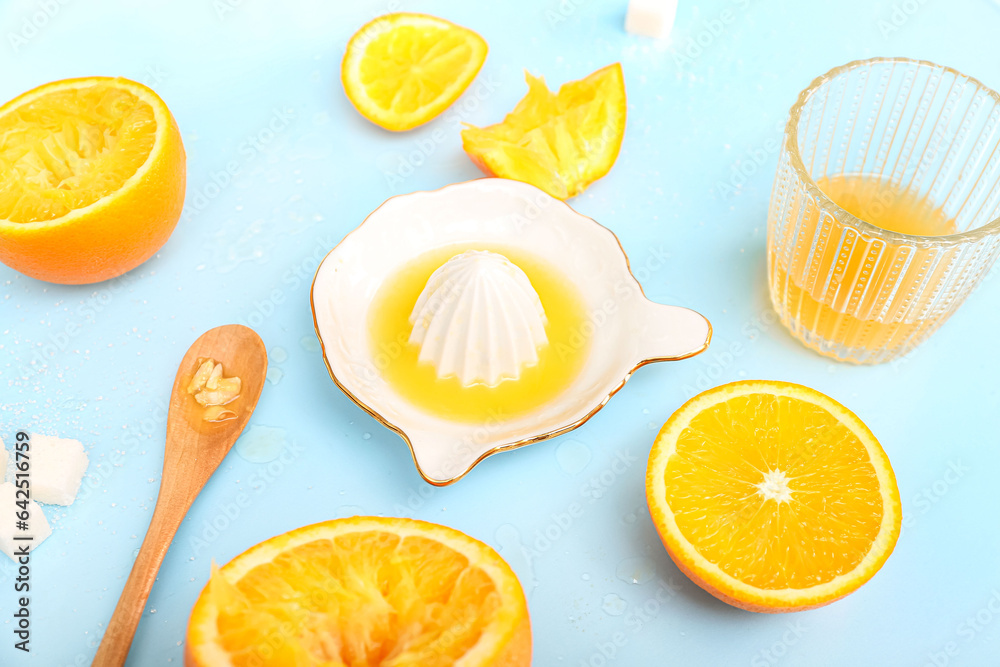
left=0, top=482, right=51, bottom=561
left=29, top=434, right=89, bottom=506
left=626, top=0, right=679, bottom=40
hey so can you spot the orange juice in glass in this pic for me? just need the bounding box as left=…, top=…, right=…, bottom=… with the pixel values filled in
left=768, top=58, right=1000, bottom=363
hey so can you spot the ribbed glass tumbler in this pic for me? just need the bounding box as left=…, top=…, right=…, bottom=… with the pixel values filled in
left=768, top=57, right=1000, bottom=364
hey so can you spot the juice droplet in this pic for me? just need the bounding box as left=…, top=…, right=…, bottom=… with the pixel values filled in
left=602, top=593, right=627, bottom=616
left=556, top=439, right=591, bottom=475
left=235, top=425, right=288, bottom=463
left=616, top=556, right=657, bottom=585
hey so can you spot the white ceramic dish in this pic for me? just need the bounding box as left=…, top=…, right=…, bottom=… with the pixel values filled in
left=311, top=178, right=711, bottom=485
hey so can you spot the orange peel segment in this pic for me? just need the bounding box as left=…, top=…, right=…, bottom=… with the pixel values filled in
left=461, top=63, right=626, bottom=200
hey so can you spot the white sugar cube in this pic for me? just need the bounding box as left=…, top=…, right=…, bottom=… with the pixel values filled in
left=626, top=0, right=679, bottom=39
left=28, top=434, right=89, bottom=506
left=0, top=482, right=51, bottom=561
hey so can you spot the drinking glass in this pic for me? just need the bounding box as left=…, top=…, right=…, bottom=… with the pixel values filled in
left=768, top=57, right=1000, bottom=363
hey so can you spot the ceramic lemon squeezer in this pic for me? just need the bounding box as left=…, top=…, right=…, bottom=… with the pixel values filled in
left=311, top=178, right=711, bottom=485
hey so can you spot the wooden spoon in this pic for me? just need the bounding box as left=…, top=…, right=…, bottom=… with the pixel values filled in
left=93, top=324, right=267, bottom=667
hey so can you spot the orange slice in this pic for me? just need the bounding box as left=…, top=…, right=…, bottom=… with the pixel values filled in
left=645, top=380, right=901, bottom=612
left=0, top=76, right=185, bottom=284
left=342, top=13, right=488, bottom=132
left=186, top=516, right=531, bottom=666
left=461, top=63, right=626, bottom=200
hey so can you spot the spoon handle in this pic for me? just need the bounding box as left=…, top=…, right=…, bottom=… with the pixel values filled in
left=92, top=489, right=193, bottom=667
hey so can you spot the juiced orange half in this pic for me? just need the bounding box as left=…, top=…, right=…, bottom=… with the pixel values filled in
left=186, top=516, right=532, bottom=666
left=0, top=76, right=185, bottom=284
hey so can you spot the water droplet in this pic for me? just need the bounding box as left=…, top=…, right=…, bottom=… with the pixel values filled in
left=235, top=425, right=288, bottom=463
left=269, top=346, right=288, bottom=364
left=265, top=366, right=285, bottom=385
left=642, top=408, right=650, bottom=415
left=623, top=512, right=637, bottom=524
left=362, top=432, right=372, bottom=440
left=494, top=524, right=538, bottom=597
left=581, top=573, right=591, bottom=581
left=602, top=593, right=627, bottom=616
left=300, top=336, right=321, bottom=352
left=337, top=505, right=364, bottom=517
left=616, top=556, right=657, bottom=585
left=555, top=439, right=591, bottom=475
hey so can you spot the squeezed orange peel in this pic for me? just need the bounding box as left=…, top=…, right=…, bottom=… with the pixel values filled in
left=461, top=63, right=626, bottom=199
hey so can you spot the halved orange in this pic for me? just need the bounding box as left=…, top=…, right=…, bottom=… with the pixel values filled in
left=461, top=63, right=626, bottom=200
left=342, top=13, right=488, bottom=132
left=186, top=516, right=531, bottom=666
left=646, top=380, right=901, bottom=612
left=0, top=76, right=185, bottom=284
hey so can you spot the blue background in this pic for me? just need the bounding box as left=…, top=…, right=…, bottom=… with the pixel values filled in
left=2, top=0, right=1000, bottom=665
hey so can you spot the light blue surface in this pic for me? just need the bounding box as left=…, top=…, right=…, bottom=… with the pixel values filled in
left=1, top=0, right=999, bottom=665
